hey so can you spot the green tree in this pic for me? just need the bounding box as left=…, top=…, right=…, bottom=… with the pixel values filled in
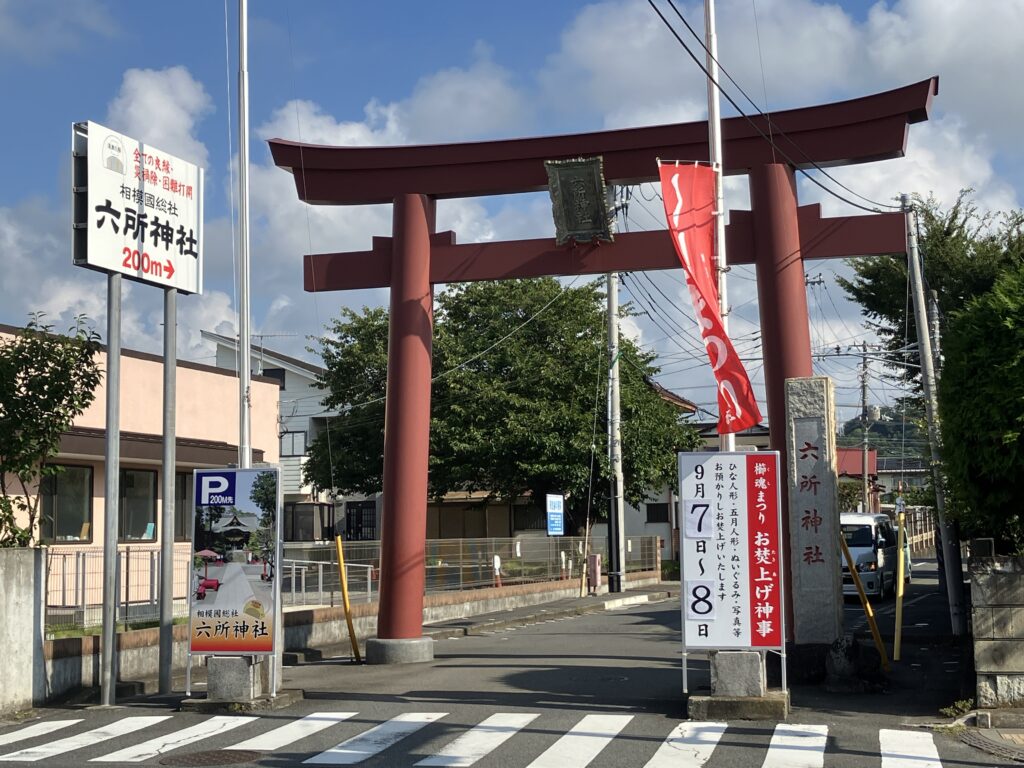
left=305, top=278, right=700, bottom=531
left=0, top=315, right=102, bottom=546
left=838, top=191, right=1024, bottom=389
left=939, top=262, right=1024, bottom=552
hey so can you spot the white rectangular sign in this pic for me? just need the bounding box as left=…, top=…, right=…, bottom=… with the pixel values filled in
left=678, top=452, right=785, bottom=650
left=72, top=120, right=203, bottom=294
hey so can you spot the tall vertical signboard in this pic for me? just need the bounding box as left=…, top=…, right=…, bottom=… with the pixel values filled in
left=72, top=120, right=204, bottom=705
left=190, top=468, right=282, bottom=658
left=678, top=452, right=786, bottom=690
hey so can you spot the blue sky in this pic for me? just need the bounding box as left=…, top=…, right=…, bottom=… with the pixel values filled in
left=2, top=0, right=1021, bottom=427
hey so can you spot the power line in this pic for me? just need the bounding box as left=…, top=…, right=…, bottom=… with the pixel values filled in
left=646, top=0, right=894, bottom=215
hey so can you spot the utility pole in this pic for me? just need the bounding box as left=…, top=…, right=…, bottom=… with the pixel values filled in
left=903, top=193, right=966, bottom=636
left=607, top=270, right=626, bottom=594
left=860, top=341, right=870, bottom=514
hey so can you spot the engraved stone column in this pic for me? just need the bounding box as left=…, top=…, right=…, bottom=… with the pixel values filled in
left=785, top=377, right=843, bottom=645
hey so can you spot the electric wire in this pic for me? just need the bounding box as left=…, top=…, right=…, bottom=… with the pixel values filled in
left=647, top=0, right=895, bottom=215
left=660, top=0, right=901, bottom=212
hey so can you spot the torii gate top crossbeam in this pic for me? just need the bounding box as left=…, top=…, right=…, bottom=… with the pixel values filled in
left=269, top=78, right=937, bottom=206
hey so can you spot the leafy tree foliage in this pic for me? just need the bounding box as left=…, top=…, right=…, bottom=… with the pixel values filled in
left=0, top=315, right=102, bottom=546
left=305, top=278, right=701, bottom=532
left=838, top=190, right=1024, bottom=390
left=939, top=262, right=1024, bottom=552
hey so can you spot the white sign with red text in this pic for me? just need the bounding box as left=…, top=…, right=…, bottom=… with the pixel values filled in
left=678, top=452, right=784, bottom=649
left=72, top=120, right=203, bottom=294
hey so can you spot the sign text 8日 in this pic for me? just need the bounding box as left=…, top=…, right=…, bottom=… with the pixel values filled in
left=121, top=247, right=175, bottom=280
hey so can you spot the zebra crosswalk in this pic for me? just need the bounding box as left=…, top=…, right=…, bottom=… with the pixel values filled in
left=0, top=712, right=991, bottom=766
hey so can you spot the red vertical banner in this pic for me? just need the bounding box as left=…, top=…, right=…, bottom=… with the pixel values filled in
left=746, top=453, right=782, bottom=647
left=658, top=163, right=762, bottom=434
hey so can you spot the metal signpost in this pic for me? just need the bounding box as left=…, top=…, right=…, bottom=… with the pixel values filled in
left=72, top=120, right=203, bottom=703
left=187, top=468, right=282, bottom=699
left=677, top=452, right=787, bottom=694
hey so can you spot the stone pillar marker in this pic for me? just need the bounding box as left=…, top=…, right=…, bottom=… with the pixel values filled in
left=785, top=376, right=843, bottom=646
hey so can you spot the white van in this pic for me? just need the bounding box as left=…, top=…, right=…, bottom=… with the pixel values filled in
left=840, top=513, right=911, bottom=598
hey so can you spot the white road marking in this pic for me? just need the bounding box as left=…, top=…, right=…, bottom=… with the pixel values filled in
left=0, top=716, right=170, bottom=762
left=760, top=723, right=828, bottom=768
left=643, top=721, right=727, bottom=767
left=415, top=713, right=538, bottom=767
left=305, top=713, right=447, bottom=765
left=227, top=712, right=356, bottom=751
left=880, top=729, right=942, bottom=768
left=0, top=721, right=82, bottom=748
left=526, top=714, right=633, bottom=768
left=93, top=716, right=252, bottom=762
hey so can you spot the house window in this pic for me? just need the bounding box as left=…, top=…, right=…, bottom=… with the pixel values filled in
left=40, top=465, right=93, bottom=543
left=280, top=431, right=306, bottom=457
left=174, top=473, right=193, bottom=541
left=646, top=502, right=670, bottom=523
left=119, top=469, right=157, bottom=541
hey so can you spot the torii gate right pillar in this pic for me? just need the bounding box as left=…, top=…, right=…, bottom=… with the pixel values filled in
left=750, top=163, right=813, bottom=636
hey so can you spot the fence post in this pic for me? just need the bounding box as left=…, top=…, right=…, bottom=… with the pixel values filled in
left=116, top=549, right=123, bottom=625
left=78, top=551, right=86, bottom=615
left=318, top=563, right=324, bottom=605
left=150, top=550, right=157, bottom=607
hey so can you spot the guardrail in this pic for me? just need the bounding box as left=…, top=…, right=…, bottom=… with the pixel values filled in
left=43, top=535, right=660, bottom=632
left=279, top=535, right=659, bottom=609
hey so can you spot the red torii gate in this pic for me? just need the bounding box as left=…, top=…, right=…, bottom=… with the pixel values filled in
left=270, top=77, right=937, bottom=658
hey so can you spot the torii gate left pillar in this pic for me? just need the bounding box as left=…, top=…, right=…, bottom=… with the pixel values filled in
left=270, top=78, right=936, bottom=662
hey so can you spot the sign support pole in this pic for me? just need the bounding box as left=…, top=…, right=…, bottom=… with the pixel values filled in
left=159, top=287, right=177, bottom=694
left=101, top=273, right=122, bottom=706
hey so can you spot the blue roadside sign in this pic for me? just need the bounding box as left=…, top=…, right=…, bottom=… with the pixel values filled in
left=546, top=493, right=565, bottom=536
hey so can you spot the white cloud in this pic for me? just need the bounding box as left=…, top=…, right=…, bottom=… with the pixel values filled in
left=105, top=66, right=213, bottom=169
left=864, top=0, right=1024, bottom=156
left=257, top=99, right=406, bottom=146
left=397, top=43, right=534, bottom=142
left=802, top=115, right=1019, bottom=217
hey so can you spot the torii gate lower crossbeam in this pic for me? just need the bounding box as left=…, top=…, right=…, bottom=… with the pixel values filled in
left=270, top=79, right=935, bottom=661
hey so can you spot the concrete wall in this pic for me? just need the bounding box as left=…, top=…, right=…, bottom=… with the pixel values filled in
left=0, top=549, right=46, bottom=715
left=972, top=556, right=1024, bottom=707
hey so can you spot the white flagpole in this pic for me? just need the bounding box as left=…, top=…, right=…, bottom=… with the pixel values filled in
left=705, top=0, right=734, bottom=453
left=238, top=0, right=252, bottom=468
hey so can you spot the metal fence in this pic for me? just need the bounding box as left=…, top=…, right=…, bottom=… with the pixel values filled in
left=45, top=546, right=193, bottom=636
left=903, top=506, right=936, bottom=553
left=280, top=535, right=659, bottom=609
left=43, top=536, right=659, bottom=634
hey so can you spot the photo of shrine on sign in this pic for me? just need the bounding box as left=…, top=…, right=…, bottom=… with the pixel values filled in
left=678, top=452, right=785, bottom=650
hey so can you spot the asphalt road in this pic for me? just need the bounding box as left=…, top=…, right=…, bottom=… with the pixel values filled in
left=0, top=560, right=1003, bottom=767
